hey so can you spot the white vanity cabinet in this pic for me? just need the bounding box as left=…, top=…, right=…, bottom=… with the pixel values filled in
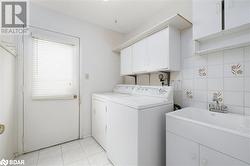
left=225, top=0, right=250, bottom=30
left=92, top=99, right=107, bottom=149
left=193, top=0, right=222, bottom=40
left=166, top=131, right=249, bottom=166
left=166, top=132, right=199, bottom=166
left=200, top=146, right=249, bottom=166
left=166, top=108, right=250, bottom=166
left=120, top=46, right=133, bottom=75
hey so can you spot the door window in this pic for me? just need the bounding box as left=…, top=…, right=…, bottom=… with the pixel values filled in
left=32, top=38, right=75, bottom=99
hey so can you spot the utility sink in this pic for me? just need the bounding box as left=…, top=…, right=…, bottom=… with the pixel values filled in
left=166, top=107, right=250, bottom=164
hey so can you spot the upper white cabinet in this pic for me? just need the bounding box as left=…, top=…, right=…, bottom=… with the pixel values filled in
left=115, top=14, right=191, bottom=75
left=193, top=0, right=250, bottom=54
left=147, top=29, right=168, bottom=71
left=225, top=0, right=250, bottom=29
left=193, top=0, right=222, bottom=40
left=132, top=38, right=148, bottom=73
left=120, top=27, right=181, bottom=75
left=120, top=46, right=133, bottom=76
left=147, top=27, right=180, bottom=71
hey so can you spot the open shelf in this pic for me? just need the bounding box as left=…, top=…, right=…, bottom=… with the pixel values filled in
left=195, top=23, right=250, bottom=55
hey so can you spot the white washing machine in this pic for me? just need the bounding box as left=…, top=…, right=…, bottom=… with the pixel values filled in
left=106, top=86, right=173, bottom=166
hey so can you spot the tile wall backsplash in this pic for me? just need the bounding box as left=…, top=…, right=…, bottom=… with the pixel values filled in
left=181, top=29, right=250, bottom=115
left=123, top=28, right=250, bottom=115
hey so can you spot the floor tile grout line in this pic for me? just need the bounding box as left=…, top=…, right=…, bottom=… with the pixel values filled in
left=35, top=151, right=39, bottom=166
left=79, top=137, right=108, bottom=166
left=19, top=138, right=108, bottom=166
left=60, top=145, right=65, bottom=166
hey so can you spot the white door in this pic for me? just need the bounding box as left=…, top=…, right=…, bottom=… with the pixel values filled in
left=200, top=146, right=249, bottom=166
left=166, top=132, right=199, bottom=166
left=225, top=0, right=250, bottom=29
left=147, top=28, right=169, bottom=71
left=92, top=99, right=107, bottom=149
left=23, top=28, right=80, bottom=152
left=120, top=46, right=132, bottom=75
left=132, top=38, right=147, bottom=73
left=193, top=0, right=222, bottom=39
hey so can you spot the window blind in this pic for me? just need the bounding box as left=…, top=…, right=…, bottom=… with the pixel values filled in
left=32, top=38, right=75, bottom=99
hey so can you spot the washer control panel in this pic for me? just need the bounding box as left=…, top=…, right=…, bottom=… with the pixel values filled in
left=113, top=84, right=136, bottom=94
left=133, top=86, right=173, bottom=98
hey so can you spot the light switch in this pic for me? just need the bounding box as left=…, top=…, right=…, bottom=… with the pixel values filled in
left=85, top=73, right=89, bottom=80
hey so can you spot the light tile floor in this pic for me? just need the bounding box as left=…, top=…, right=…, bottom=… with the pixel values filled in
left=15, top=137, right=112, bottom=166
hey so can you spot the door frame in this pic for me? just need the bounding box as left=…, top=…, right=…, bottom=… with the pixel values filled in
left=17, top=26, right=82, bottom=154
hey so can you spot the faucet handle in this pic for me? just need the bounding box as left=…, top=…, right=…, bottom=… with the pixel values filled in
left=213, top=93, right=219, bottom=102
left=221, top=105, right=228, bottom=113
left=209, top=103, right=215, bottom=111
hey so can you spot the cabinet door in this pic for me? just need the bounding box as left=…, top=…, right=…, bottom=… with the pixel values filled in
left=166, top=132, right=199, bottom=166
left=193, top=0, right=222, bottom=39
left=92, top=99, right=107, bottom=149
left=225, top=0, right=250, bottom=29
left=132, top=38, right=148, bottom=73
left=200, top=146, right=249, bottom=166
left=120, top=46, right=132, bottom=75
left=147, top=28, right=169, bottom=71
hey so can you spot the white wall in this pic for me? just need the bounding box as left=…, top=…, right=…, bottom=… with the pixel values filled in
left=25, top=3, right=123, bottom=138
left=0, top=47, right=17, bottom=159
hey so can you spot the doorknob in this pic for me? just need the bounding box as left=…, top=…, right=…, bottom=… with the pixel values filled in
left=73, top=95, right=77, bottom=99
left=0, top=124, right=5, bottom=135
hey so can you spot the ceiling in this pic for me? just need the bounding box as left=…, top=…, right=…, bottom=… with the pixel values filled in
left=31, top=0, right=191, bottom=34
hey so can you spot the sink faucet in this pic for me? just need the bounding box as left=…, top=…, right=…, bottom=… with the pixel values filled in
left=209, top=93, right=228, bottom=113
